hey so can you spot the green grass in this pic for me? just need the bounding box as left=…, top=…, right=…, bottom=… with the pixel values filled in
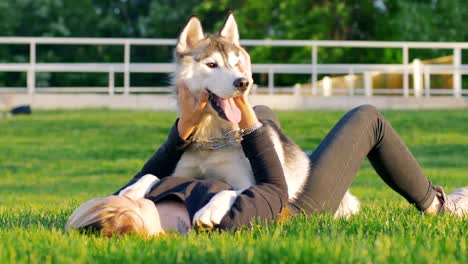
left=0, top=108, right=467, bottom=263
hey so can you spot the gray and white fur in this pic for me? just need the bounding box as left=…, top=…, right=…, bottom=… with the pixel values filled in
left=171, top=14, right=360, bottom=227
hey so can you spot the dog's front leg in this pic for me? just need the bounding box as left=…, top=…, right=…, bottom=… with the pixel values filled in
left=118, top=174, right=160, bottom=199
left=334, top=190, right=360, bottom=218
left=193, top=189, right=243, bottom=228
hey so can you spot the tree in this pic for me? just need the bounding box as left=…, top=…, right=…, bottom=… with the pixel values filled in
left=0, top=0, right=466, bottom=88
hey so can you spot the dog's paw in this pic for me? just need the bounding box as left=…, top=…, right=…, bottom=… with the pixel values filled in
left=334, top=190, right=360, bottom=218
left=193, top=190, right=240, bottom=228
left=118, top=174, right=160, bottom=199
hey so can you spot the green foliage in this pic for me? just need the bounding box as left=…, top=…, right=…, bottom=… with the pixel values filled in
left=0, top=0, right=467, bottom=88
left=0, top=109, right=467, bottom=262
left=383, top=0, right=468, bottom=42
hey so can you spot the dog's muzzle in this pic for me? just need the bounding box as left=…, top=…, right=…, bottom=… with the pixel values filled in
left=233, top=77, right=249, bottom=92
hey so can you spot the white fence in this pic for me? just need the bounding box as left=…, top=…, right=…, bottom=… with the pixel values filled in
left=0, top=37, right=467, bottom=97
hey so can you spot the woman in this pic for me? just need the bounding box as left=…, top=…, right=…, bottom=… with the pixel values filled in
left=66, top=49, right=468, bottom=237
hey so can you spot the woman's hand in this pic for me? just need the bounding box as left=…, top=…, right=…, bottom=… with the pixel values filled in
left=233, top=48, right=259, bottom=129
left=177, top=81, right=208, bottom=140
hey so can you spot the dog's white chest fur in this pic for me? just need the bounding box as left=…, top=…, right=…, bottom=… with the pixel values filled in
left=172, top=144, right=255, bottom=190
left=171, top=126, right=310, bottom=201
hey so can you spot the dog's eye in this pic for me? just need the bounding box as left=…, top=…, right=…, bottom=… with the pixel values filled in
left=206, top=62, right=218, bottom=68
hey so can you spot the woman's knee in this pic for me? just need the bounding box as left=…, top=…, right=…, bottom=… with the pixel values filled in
left=350, top=104, right=380, bottom=120
left=253, top=105, right=281, bottom=128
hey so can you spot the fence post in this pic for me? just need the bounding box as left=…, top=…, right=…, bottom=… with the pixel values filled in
left=413, top=59, right=422, bottom=97
left=453, top=47, right=462, bottom=98
left=424, top=67, right=431, bottom=98
left=268, top=68, right=274, bottom=95
left=402, top=45, right=409, bottom=97
left=323, top=76, right=332, bottom=97
left=311, top=45, right=318, bottom=95
left=347, top=68, right=355, bottom=96
left=108, top=68, right=115, bottom=96
left=364, top=71, right=373, bottom=97
left=123, top=41, right=130, bottom=96
left=27, top=41, right=36, bottom=95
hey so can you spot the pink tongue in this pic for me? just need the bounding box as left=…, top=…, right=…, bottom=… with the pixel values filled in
left=219, top=98, right=242, bottom=123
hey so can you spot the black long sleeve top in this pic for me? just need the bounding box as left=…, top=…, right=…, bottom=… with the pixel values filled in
left=115, top=120, right=290, bottom=230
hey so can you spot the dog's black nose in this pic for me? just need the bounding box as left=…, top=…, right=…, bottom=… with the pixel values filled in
left=233, top=78, right=249, bottom=91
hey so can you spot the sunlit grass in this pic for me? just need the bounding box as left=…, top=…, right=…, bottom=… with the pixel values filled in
left=0, top=108, right=467, bottom=263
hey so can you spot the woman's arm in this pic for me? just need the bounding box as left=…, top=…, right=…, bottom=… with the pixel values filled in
left=114, top=120, right=188, bottom=194
left=115, top=82, right=208, bottom=194
left=215, top=124, right=289, bottom=230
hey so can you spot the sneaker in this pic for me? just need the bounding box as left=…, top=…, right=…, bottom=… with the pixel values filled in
left=434, top=186, right=468, bottom=217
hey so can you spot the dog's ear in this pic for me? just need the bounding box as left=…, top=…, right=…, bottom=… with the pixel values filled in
left=220, top=12, right=239, bottom=46
left=177, top=16, right=204, bottom=54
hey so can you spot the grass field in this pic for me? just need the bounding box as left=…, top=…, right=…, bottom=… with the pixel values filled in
left=0, top=108, right=467, bottom=263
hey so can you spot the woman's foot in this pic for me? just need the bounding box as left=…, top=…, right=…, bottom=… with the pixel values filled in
left=426, top=187, right=468, bottom=217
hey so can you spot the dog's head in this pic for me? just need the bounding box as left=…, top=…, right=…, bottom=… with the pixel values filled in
left=174, top=13, right=251, bottom=124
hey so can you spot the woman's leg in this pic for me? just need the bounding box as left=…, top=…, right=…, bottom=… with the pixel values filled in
left=293, top=104, right=437, bottom=214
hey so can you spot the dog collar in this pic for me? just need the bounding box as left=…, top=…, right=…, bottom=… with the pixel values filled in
left=189, top=122, right=263, bottom=150
left=190, top=129, right=243, bottom=150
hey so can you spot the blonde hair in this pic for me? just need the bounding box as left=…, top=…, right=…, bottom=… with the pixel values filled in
left=65, top=196, right=146, bottom=237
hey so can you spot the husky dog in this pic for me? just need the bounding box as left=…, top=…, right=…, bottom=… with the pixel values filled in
left=169, top=14, right=359, bottom=227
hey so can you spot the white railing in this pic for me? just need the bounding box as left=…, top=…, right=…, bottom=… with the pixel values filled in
left=0, top=37, right=467, bottom=97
